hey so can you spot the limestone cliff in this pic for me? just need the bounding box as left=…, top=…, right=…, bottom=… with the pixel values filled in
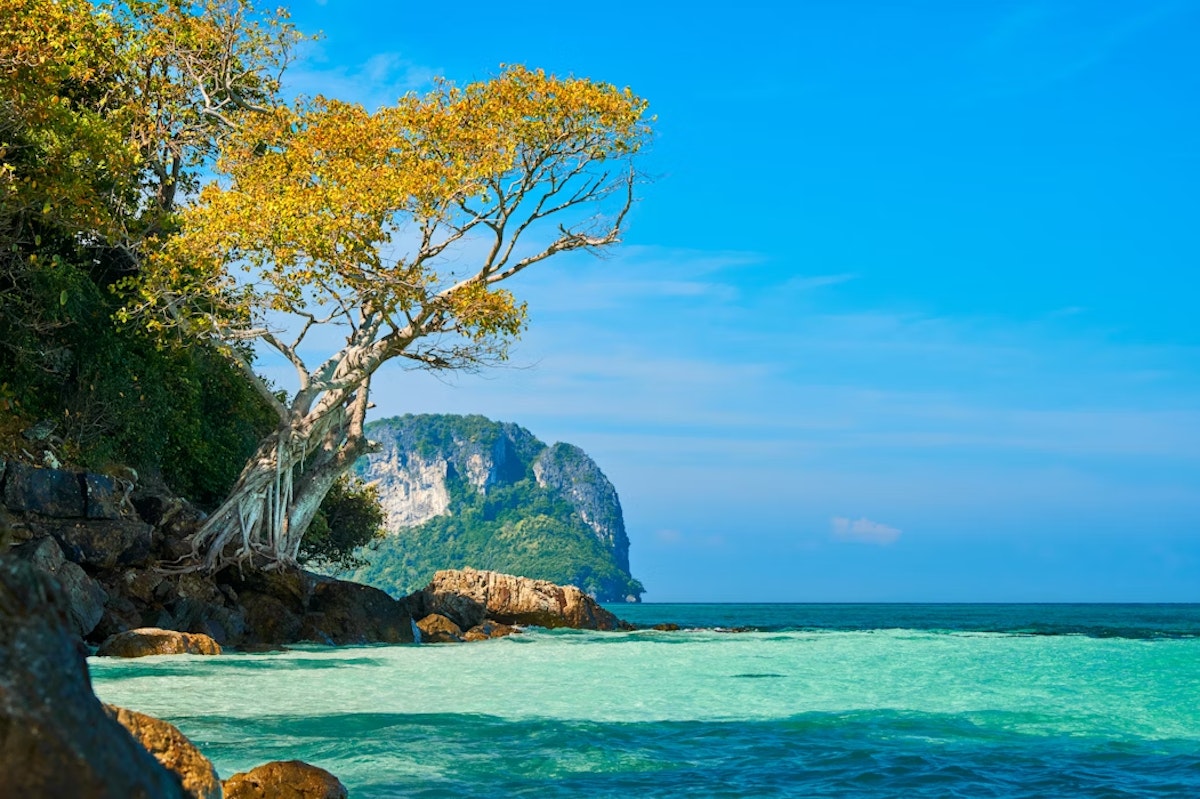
left=350, top=414, right=643, bottom=602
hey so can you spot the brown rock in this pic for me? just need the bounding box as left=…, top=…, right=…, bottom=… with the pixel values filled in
left=0, top=559, right=187, bottom=798
left=302, top=575, right=415, bottom=645
left=96, top=627, right=222, bottom=658
left=416, top=612, right=464, bottom=643
left=223, top=760, right=348, bottom=799
left=422, top=568, right=621, bottom=631
left=463, top=619, right=519, bottom=641
left=103, top=705, right=221, bottom=799
left=238, top=589, right=304, bottom=645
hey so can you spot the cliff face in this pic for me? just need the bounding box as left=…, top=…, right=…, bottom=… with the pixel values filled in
left=532, top=443, right=630, bottom=574
left=364, top=416, right=541, bottom=528
left=352, top=415, right=642, bottom=602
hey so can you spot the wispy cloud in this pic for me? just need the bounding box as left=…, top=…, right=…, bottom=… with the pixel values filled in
left=967, top=2, right=1187, bottom=95
left=650, top=528, right=724, bottom=549
left=285, top=45, right=439, bottom=110
left=782, top=273, right=857, bottom=292
left=831, top=517, right=902, bottom=545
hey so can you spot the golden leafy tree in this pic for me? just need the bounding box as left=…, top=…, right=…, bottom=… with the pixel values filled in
left=126, top=65, right=652, bottom=571
left=1, top=0, right=299, bottom=253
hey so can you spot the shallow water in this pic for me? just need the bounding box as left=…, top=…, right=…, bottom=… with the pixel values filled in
left=90, top=604, right=1200, bottom=797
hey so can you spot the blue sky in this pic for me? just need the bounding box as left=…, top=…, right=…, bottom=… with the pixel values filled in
left=277, top=0, right=1200, bottom=601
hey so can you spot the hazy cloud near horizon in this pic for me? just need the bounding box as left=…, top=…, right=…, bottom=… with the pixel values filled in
left=831, top=517, right=903, bottom=546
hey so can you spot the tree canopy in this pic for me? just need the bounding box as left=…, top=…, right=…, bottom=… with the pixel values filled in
left=2, top=0, right=652, bottom=573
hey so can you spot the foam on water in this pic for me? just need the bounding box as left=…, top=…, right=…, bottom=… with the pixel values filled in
left=90, top=607, right=1200, bottom=797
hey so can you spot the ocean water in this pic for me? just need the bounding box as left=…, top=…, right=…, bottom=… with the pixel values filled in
left=90, top=604, right=1200, bottom=798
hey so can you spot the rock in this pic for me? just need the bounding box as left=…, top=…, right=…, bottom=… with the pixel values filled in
left=0, top=559, right=187, bottom=797
left=84, top=473, right=129, bottom=520
left=28, top=517, right=153, bottom=569
left=302, top=576, right=415, bottom=645
left=129, top=487, right=206, bottom=561
left=10, top=536, right=107, bottom=638
left=652, top=623, right=681, bottom=631
left=416, top=612, right=464, bottom=643
left=91, top=592, right=144, bottom=644
left=237, top=586, right=305, bottom=646
left=157, top=596, right=248, bottom=647
left=2, top=462, right=85, bottom=517
left=96, top=627, right=222, bottom=658
left=104, top=705, right=222, bottom=799
left=463, top=619, right=519, bottom=641
left=223, top=760, right=348, bottom=799
left=422, top=568, right=622, bottom=631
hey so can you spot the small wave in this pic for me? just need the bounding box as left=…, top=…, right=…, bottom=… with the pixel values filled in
left=730, top=673, right=785, bottom=679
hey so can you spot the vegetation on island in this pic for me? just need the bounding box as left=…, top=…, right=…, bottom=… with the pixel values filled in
left=1, top=0, right=652, bottom=574
left=347, top=414, right=643, bottom=602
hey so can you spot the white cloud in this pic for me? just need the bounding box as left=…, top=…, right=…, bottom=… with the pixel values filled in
left=654, top=529, right=683, bottom=545
left=284, top=46, right=439, bottom=110
left=831, top=516, right=901, bottom=545
left=782, top=273, right=857, bottom=292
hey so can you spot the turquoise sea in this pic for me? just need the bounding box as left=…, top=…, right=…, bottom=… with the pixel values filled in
left=90, top=604, right=1200, bottom=797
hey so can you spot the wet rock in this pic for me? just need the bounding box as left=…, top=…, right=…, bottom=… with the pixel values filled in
left=2, top=462, right=84, bottom=517
left=9, top=536, right=107, bottom=638
left=0, top=559, right=187, bottom=797
left=96, top=627, right=222, bottom=658
left=104, top=705, right=221, bottom=799
left=422, top=568, right=621, bottom=631
left=28, top=517, right=153, bottom=569
left=652, top=623, right=681, bottom=631
left=223, top=760, right=348, bottom=799
left=416, top=613, right=464, bottom=643
left=463, top=619, right=519, bottom=641
left=303, top=576, right=415, bottom=645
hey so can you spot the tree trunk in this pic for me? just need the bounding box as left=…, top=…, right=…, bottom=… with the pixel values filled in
left=179, top=380, right=375, bottom=572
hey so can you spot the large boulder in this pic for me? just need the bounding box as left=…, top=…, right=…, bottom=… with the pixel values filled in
left=0, top=558, right=187, bottom=797
left=104, top=705, right=221, bottom=799
left=2, top=462, right=85, bottom=517
left=415, top=613, right=464, bottom=643
left=96, top=627, right=222, bottom=658
left=27, top=517, right=153, bottom=569
left=223, top=760, right=348, bottom=799
left=464, top=619, right=519, bottom=642
left=302, top=575, right=415, bottom=645
left=229, top=567, right=416, bottom=647
left=10, top=536, right=107, bottom=638
left=421, top=568, right=621, bottom=631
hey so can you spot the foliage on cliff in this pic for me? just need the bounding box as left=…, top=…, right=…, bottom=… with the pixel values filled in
left=0, top=0, right=288, bottom=504
left=346, top=414, right=643, bottom=602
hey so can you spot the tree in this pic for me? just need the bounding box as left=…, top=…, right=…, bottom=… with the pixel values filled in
left=0, top=0, right=300, bottom=491
left=125, top=64, right=652, bottom=572
left=298, top=475, right=385, bottom=570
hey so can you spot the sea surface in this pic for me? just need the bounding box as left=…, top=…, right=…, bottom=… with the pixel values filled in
left=90, top=604, right=1200, bottom=798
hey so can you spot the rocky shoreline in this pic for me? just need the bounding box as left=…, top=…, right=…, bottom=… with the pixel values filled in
left=0, top=461, right=624, bottom=652
left=1, top=461, right=632, bottom=795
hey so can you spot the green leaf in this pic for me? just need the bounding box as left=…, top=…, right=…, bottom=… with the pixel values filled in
left=59, top=290, right=68, bottom=306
